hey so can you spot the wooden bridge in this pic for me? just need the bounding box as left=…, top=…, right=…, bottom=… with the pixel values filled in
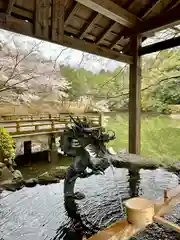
left=0, top=112, right=102, bottom=157
left=0, top=112, right=102, bottom=138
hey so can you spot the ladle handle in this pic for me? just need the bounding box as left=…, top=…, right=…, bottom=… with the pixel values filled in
left=153, top=216, right=180, bottom=233
left=164, top=190, right=168, bottom=202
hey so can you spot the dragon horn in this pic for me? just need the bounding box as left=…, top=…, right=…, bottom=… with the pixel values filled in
left=70, top=115, right=82, bottom=128
left=76, top=116, right=83, bottom=127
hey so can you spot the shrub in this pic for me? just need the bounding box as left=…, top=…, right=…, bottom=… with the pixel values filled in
left=0, top=128, right=15, bottom=162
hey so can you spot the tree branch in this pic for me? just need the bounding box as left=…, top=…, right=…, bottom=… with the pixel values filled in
left=107, top=75, right=180, bottom=100
left=0, top=39, right=42, bottom=89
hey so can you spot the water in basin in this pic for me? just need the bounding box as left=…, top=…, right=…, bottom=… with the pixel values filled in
left=0, top=167, right=179, bottom=240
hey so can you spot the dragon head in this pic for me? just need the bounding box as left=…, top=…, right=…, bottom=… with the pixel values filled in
left=69, top=115, right=115, bottom=156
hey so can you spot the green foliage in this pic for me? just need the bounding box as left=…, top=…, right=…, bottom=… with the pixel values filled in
left=107, top=114, right=180, bottom=165
left=141, top=50, right=180, bottom=113
left=151, top=79, right=180, bottom=113
left=0, top=128, right=15, bottom=161
left=61, top=49, right=180, bottom=113
left=61, top=65, right=128, bottom=104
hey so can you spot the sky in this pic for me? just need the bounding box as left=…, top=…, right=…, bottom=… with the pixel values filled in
left=0, top=26, right=179, bottom=73
left=0, top=29, right=122, bottom=73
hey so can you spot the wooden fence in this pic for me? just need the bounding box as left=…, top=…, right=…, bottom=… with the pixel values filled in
left=0, top=112, right=102, bottom=137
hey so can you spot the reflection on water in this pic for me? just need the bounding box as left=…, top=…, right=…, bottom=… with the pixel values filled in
left=53, top=196, right=100, bottom=240
left=0, top=168, right=179, bottom=240
left=16, top=154, right=72, bottom=180
left=128, top=170, right=140, bottom=198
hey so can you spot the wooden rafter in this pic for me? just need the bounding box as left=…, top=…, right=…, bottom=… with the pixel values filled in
left=75, top=0, right=140, bottom=28
left=96, top=21, right=115, bottom=45
left=142, top=0, right=174, bottom=20
left=6, top=0, right=15, bottom=14
left=78, top=0, right=132, bottom=42
left=0, top=13, right=133, bottom=64
left=94, top=0, right=134, bottom=46
left=35, top=0, right=50, bottom=38
left=64, top=2, right=80, bottom=27
left=52, top=0, right=65, bottom=43
left=125, top=2, right=180, bottom=37
left=122, top=0, right=179, bottom=54
left=79, top=12, right=100, bottom=39
left=11, top=6, right=33, bottom=20
left=110, top=0, right=174, bottom=50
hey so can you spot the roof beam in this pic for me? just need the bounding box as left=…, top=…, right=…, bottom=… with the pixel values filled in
left=75, top=0, right=140, bottom=28
left=110, top=0, right=174, bottom=50
left=139, top=36, right=180, bottom=55
left=63, top=35, right=133, bottom=64
left=95, top=0, right=134, bottom=46
left=122, top=0, right=178, bottom=54
left=0, top=13, right=133, bottom=64
left=125, top=2, right=180, bottom=37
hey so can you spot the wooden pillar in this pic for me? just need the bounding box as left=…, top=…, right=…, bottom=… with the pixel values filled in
left=128, top=35, right=141, bottom=154
left=99, top=112, right=103, bottom=126
left=48, top=134, right=58, bottom=163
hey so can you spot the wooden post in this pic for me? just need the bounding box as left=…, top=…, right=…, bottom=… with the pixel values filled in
left=99, top=112, right=103, bottom=126
left=48, top=134, right=57, bottom=163
left=35, top=125, right=39, bottom=132
left=51, top=120, right=55, bottom=130
left=48, top=135, right=52, bottom=163
left=16, top=121, right=20, bottom=132
left=128, top=35, right=141, bottom=154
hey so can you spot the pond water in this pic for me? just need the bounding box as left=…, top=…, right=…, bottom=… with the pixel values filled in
left=0, top=167, right=179, bottom=240
left=2, top=113, right=180, bottom=239
left=16, top=153, right=72, bottom=180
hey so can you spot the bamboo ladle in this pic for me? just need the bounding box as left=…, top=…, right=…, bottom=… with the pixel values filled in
left=88, top=186, right=180, bottom=240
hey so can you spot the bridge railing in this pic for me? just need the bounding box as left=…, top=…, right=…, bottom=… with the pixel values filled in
left=0, top=112, right=102, bottom=137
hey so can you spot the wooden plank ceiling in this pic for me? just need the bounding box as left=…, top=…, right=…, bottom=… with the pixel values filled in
left=0, top=0, right=180, bottom=64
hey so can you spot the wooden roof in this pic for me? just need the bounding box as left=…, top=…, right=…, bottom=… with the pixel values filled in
left=0, top=0, right=180, bottom=64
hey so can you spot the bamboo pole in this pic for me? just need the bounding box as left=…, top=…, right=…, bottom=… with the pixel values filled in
left=153, top=216, right=180, bottom=233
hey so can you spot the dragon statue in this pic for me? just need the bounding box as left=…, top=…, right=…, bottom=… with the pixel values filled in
left=61, top=115, right=116, bottom=200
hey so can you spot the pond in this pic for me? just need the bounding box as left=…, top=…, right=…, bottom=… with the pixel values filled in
left=1, top=113, right=180, bottom=240
left=16, top=113, right=180, bottom=180
left=1, top=167, right=180, bottom=240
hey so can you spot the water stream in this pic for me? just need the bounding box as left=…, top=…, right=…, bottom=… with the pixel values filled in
left=0, top=167, right=180, bottom=240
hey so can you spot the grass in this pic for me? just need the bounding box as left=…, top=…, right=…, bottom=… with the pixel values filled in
left=106, top=114, right=180, bottom=167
